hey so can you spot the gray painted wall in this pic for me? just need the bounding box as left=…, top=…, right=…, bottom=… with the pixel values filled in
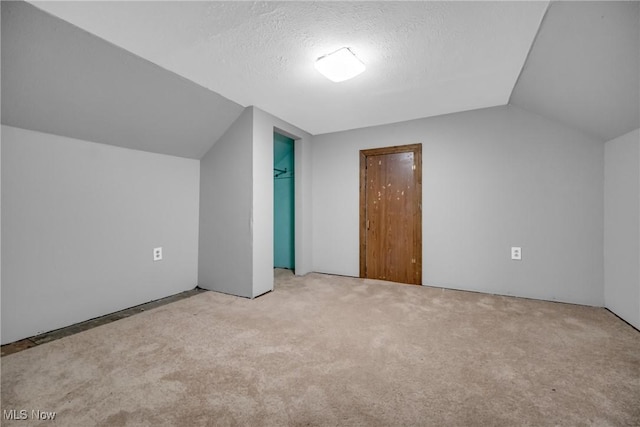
left=198, top=107, right=312, bottom=299
left=604, top=128, right=640, bottom=329
left=312, top=105, right=604, bottom=306
left=1, top=125, right=200, bottom=344
left=198, top=108, right=254, bottom=298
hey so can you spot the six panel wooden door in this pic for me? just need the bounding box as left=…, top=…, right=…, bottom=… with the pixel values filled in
left=360, top=144, right=422, bottom=285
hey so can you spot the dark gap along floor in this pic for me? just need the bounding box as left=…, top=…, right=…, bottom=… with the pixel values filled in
left=1, top=288, right=207, bottom=357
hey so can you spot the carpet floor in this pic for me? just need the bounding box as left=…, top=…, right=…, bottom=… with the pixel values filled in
left=1, top=270, right=639, bottom=426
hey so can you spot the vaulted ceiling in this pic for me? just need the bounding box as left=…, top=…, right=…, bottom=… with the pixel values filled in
left=510, top=1, right=639, bottom=141
left=27, top=0, right=549, bottom=136
left=2, top=1, right=638, bottom=159
left=1, top=1, right=244, bottom=159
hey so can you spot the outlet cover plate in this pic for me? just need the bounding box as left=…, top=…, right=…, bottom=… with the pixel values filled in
left=511, top=247, right=522, bottom=260
left=153, top=247, right=163, bottom=261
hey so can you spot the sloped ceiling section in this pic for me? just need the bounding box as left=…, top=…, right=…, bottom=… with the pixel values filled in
left=510, top=1, right=639, bottom=142
left=29, top=1, right=548, bottom=135
left=1, top=1, right=244, bottom=159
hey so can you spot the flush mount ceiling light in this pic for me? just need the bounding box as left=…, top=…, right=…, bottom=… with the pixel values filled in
left=314, top=47, right=366, bottom=83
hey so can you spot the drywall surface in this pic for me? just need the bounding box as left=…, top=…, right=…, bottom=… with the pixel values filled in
left=198, top=108, right=254, bottom=298
left=253, top=107, right=313, bottom=294
left=1, top=1, right=243, bottom=159
left=198, top=106, right=311, bottom=299
left=1, top=125, right=199, bottom=344
left=312, top=105, right=604, bottom=306
left=0, top=127, right=2, bottom=330
left=511, top=1, right=639, bottom=141
left=604, top=128, right=640, bottom=329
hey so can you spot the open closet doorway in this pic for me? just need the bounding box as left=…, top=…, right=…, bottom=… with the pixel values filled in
left=274, top=133, right=295, bottom=270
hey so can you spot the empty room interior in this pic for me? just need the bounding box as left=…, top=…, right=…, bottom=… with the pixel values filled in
left=1, top=1, right=639, bottom=425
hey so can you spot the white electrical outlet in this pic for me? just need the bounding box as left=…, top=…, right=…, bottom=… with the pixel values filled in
left=153, top=247, right=163, bottom=261
left=511, top=247, right=522, bottom=260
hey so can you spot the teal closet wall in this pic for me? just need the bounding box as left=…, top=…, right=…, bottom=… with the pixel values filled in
left=274, top=133, right=294, bottom=269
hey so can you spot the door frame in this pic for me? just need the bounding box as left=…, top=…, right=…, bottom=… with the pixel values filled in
left=359, top=143, right=422, bottom=283
left=273, top=132, right=295, bottom=270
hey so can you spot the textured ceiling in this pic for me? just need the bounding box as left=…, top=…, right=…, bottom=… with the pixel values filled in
left=30, top=1, right=549, bottom=135
left=2, top=1, right=244, bottom=159
left=511, top=1, right=639, bottom=141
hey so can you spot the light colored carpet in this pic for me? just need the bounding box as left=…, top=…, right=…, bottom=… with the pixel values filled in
left=1, top=270, right=639, bottom=426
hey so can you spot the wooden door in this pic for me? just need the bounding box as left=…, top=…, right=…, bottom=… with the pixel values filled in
left=360, top=144, right=422, bottom=285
